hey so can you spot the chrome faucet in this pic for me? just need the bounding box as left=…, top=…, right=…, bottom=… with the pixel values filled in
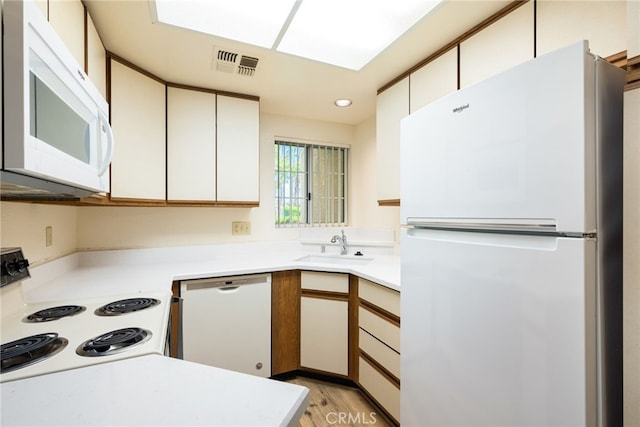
left=330, top=230, right=348, bottom=255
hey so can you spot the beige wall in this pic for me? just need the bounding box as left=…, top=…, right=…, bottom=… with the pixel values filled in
left=0, top=202, right=77, bottom=266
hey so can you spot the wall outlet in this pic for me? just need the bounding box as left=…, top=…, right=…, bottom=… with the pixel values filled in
left=232, top=221, right=251, bottom=235
left=45, top=226, right=53, bottom=247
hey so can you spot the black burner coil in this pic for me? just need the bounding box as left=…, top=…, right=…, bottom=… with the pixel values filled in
left=76, top=327, right=152, bottom=357
left=94, top=298, right=160, bottom=316
left=23, top=305, right=86, bottom=323
left=1, top=333, right=68, bottom=373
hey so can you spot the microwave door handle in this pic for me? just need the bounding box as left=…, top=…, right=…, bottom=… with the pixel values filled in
left=97, top=109, right=114, bottom=177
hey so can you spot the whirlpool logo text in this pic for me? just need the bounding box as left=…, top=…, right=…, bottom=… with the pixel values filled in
left=452, top=103, right=470, bottom=113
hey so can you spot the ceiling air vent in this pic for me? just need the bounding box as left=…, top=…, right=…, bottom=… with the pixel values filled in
left=213, top=48, right=259, bottom=77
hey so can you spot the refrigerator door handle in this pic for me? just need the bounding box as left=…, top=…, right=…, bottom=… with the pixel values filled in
left=405, top=227, right=562, bottom=251
left=402, top=218, right=584, bottom=237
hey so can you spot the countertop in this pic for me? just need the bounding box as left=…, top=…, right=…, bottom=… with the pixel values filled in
left=21, top=241, right=400, bottom=303
left=2, top=241, right=398, bottom=426
left=0, top=354, right=310, bottom=427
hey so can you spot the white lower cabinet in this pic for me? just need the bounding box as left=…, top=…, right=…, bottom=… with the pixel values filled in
left=358, top=278, right=401, bottom=424
left=300, top=297, right=349, bottom=375
left=300, top=271, right=349, bottom=376
left=359, top=328, right=400, bottom=379
left=359, top=356, right=401, bottom=423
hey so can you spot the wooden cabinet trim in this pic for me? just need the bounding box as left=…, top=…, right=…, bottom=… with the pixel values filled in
left=377, top=199, right=400, bottom=207
left=271, top=270, right=301, bottom=376
left=166, top=200, right=259, bottom=207
left=359, top=278, right=400, bottom=317
left=301, top=289, right=349, bottom=301
left=108, top=196, right=167, bottom=206
left=358, top=356, right=401, bottom=426
left=108, top=52, right=259, bottom=102
left=378, top=0, right=530, bottom=94
left=167, top=83, right=260, bottom=101
left=360, top=299, right=401, bottom=327
left=169, top=280, right=181, bottom=358
left=626, top=54, right=640, bottom=91
left=360, top=350, right=400, bottom=388
left=348, top=275, right=359, bottom=382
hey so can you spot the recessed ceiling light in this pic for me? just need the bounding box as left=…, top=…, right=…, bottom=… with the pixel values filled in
left=149, top=0, right=443, bottom=70
left=334, top=99, right=352, bottom=107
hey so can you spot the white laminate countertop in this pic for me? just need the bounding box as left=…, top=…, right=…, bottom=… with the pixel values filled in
left=1, top=242, right=398, bottom=427
left=21, top=241, right=400, bottom=303
left=0, top=354, right=310, bottom=427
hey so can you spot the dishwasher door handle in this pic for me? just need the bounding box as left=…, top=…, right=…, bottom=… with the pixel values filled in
left=217, top=286, right=240, bottom=293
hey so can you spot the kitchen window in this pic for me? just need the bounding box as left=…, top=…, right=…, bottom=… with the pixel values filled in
left=275, top=140, right=348, bottom=227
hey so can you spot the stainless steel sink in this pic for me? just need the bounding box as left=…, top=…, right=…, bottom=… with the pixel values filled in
left=295, top=254, right=373, bottom=265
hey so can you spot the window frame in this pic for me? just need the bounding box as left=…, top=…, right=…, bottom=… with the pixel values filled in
left=274, top=139, right=348, bottom=227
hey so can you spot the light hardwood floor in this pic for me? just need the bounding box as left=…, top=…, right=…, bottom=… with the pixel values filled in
left=287, top=377, right=395, bottom=427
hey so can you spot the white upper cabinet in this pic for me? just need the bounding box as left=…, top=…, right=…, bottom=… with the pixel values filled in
left=376, top=77, right=409, bottom=203
left=110, top=60, right=166, bottom=200
left=410, top=49, right=458, bottom=113
left=86, top=12, right=106, bottom=99
left=536, top=0, right=627, bottom=58
left=48, top=0, right=85, bottom=67
left=460, top=1, right=534, bottom=88
left=216, top=95, right=260, bottom=203
left=167, top=87, right=217, bottom=202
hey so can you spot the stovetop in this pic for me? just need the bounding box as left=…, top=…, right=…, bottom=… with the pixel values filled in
left=0, top=290, right=172, bottom=383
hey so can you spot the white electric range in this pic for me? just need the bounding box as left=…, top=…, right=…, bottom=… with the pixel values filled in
left=1, top=249, right=172, bottom=383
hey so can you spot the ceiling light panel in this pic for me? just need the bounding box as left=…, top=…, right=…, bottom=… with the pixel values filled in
left=150, top=0, right=443, bottom=70
left=277, top=0, right=443, bottom=70
left=151, top=0, right=297, bottom=48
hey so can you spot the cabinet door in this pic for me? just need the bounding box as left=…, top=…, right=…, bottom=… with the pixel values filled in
left=536, top=0, right=626, bottom=58
left=86, top=12, right=106, bottom=99
left=460, top=1, right=534, bottom=88
left=110, top=60, right=166, bottom=200
left=167, top=87, right=216, bottom=201
left=300, top=297, right=348, bottom=376
left=216, top=95, right=259, bottom=203
left=48, top=0, right=85, bottom=67
left=376, top=77, right=409, bottom=203
left=410, top=49, right=458, bottom=113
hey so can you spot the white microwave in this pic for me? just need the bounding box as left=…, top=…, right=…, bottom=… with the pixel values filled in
left=1, top=0, right=113, bottom=198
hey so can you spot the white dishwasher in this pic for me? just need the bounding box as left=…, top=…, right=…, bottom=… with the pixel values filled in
left=181, top=273, right=271, bottom=378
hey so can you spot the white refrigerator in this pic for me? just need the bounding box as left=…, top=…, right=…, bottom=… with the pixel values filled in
left=400, top=41, right=624, bottom=427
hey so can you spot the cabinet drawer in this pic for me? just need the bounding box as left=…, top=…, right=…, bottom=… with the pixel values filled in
left=301, top=271, right=349, bottom=293
left=359, top=328, right=400, bottom=379
left=359, top=307, right=400, bottom=353
left=359, top=278, right=400, bottom=316
left=359, top=356, right=400, bottom=423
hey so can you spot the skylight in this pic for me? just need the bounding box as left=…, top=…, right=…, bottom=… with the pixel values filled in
left=149, top=0, right=443, bottom=70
